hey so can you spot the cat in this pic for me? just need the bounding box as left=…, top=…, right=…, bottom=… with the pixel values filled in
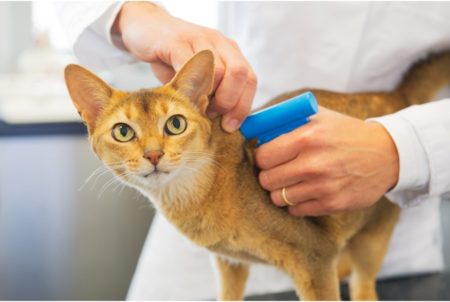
left=64, top=49, right=450, bottom=301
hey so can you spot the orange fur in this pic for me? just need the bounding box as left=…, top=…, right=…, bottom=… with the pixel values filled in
left=65, top=50, right=450, bottom=300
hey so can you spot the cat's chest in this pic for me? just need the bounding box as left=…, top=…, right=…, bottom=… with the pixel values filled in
left=157, top=197, right=264, bottom=262
left=156, top=199, right=226, bottom=247
left=208, top=243, right=266, bottom=264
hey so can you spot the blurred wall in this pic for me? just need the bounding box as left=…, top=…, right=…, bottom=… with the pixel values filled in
left=0, top=136, right=153, bottom=300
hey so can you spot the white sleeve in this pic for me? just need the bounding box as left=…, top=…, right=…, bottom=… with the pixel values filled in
left=369, top=99, right=450, bottom=207
left=55, top=1, right=136, bottom=69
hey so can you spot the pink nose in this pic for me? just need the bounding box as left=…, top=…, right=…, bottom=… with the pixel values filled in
left=144, top=150, right=165, bottom=165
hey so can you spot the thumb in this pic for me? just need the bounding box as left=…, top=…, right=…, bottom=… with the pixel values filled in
left=158, top=43, right=195, bottom=72
left=151, top=62, right=175, bottom=84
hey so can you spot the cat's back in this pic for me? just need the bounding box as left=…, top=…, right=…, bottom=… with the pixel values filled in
left=265, top=89, right=406, bottom=120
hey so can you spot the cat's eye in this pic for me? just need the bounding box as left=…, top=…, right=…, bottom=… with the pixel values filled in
left=112, top=123, right=135, bottom=142
left=165, top=115, right=187, bottom=135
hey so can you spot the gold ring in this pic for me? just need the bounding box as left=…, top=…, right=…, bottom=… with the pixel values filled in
left=282, top=187, right=295, bottom=206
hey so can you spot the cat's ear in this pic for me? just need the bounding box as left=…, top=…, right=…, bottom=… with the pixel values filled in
left=169, top=50, right=214, bottom=114
left=64, top=64, right=113, bottom=131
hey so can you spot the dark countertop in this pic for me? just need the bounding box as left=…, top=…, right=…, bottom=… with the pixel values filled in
left=0, top=120, right=86, bottom=137
left=246, top=273, right=450, bottom=301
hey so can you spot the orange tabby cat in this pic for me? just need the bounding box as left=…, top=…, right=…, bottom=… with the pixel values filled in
left=64, top=50, right=450, bottom=300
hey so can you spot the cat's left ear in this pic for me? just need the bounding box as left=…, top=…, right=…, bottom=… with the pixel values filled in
left=64, top=64, right=113, bottom=132
left=169, top=50, right=215, bottom=114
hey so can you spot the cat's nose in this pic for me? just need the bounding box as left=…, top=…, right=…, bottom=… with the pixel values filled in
left=144, top=150, right=165, bottom=165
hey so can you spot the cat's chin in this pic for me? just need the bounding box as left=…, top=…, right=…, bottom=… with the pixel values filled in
left=126, top=169, right=176, bottom=190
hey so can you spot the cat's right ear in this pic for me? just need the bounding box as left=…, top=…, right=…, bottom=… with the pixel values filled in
left=64, top=64, right=112, bottom=131
left=169, top=50, right=215, bottom=115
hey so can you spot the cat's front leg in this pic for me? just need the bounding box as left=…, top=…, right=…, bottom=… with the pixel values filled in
left=283, top=255, right=340, bottom=301
left=213, top=255, right=249, bottom=301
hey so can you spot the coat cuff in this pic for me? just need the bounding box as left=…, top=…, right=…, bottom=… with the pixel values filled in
left=368, top=111, right=430, bottom=207
left=89, top=2, right=127, bottom=50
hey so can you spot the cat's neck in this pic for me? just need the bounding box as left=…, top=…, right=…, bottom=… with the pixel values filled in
left=141, top=153, right=224, bottom=246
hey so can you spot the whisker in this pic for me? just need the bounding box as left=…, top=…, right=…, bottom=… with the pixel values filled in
left=79, top=166, right=116, bottom=191
left=80, top=159, right=137, bottom=193
left=97, top=170, right=131, bottom=199
left=79, top=166, right=105, bottom=191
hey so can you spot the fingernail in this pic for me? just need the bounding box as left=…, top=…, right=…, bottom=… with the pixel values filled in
left=207, top=111, right=219, bottom=119
left=225, top=118, right=240, bottom=132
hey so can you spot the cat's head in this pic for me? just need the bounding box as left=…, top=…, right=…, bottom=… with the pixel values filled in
left=64, top=50, right=215, bottom=191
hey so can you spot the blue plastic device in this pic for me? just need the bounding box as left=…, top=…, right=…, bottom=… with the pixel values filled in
left=240, top=91, right=318, bottom=146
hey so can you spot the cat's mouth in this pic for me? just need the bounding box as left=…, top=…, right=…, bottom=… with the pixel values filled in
left=142, top=169, right=170, bottom=178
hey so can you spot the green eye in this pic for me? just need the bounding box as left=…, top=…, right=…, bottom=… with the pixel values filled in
left=112, top=123, right=135, bottom=142
left=165, top=115, right=187, bottom=135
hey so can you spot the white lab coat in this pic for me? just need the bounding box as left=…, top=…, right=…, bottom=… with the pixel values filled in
left=58, top=2, right=450, bottom=300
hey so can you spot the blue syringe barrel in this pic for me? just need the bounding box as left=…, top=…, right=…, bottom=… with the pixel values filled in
left=240, top=91, right=318, bottom=146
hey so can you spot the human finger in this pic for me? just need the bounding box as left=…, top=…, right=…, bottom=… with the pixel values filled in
left=210, top=63, right=247, bottom=114
left=158, top=42, right=195, bottom=72
left=287, top=200, right=326, bottom=217
left=208, top=41, right=251, bottom=117
left=221, top=77, right=257, bottom=132
left=270, top=181, right=318, bottom=207
left=150, top=61, right=176, bottom=83
left=258, top=155, right=310, bottom=191
left=218, top=38, right=257, bottom=131
left=255, top=123, right=313, bottom=170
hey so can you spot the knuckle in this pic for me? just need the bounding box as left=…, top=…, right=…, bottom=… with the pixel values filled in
left=215, top=99, right=235, bottom=112
left=324, top=199, right=341, bottom=212
left=320, top=202, right=333, bottom=213
left=247, top=72, right=258, bottom=88
left=227, top=38, right=240, bottom=49
left=176, top=30, right=195, bottom=43
left=206, top=27, right=222, bottom=37
left=234, top=101, right=253, bottom=120
left=288, top=205, right=304, bottom=217
left=258, top=171, right=271, bottom=190
left=299, top=130, right=314, bottom=147
left=255, top=150, right=269, bottom=169
left=326, top=181, right=339, bottom=195
left=302, top=155, right=325, bottom=177
left=242, top=98, right=253, bottom=113
left=214, top=66, right=225, bottom=81
left=315, top=183, right=326, bottom=196
left=300, top=162, right=316, bottom=177
left=229, top=64, right=249, bottom=80
left=298, top=125, right=322, bottom=149
left=318, top=182, right=332, bottom=196
left=270, top=191, right=283, bottom=206
left=293, top=131, right=307, bottom=149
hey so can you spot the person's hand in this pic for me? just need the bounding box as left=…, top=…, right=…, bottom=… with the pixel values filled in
left=112, top=2, right=257, bottom=132
left=255, top=107, right=400, bottom=216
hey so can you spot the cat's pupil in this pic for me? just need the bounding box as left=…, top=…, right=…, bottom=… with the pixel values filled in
left=172, top=117, right=180, bottom=129
left=120, top=125, right=128, bottom=136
